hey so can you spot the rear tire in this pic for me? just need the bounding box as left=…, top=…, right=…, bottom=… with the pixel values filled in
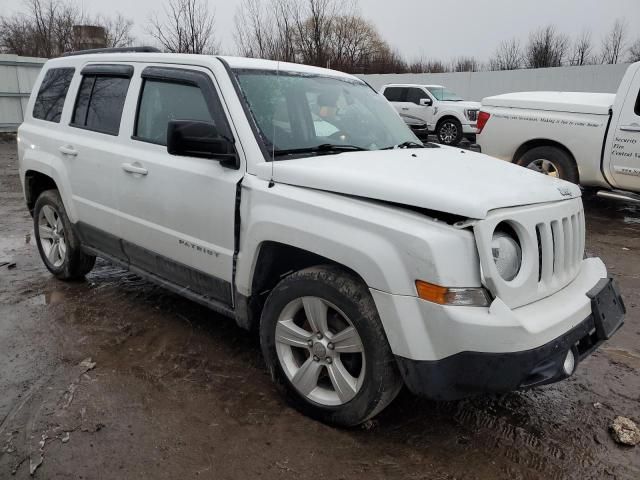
left=260, top=265, right=402, bottom=427
left=33, top=189, right=95, bottom=280
left=517, top=146, right=579, bottom=184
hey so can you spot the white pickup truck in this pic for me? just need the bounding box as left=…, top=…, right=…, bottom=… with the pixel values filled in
left=477, top=61, right=640, bottom=202
left=18, top=48, right=624, bottom=426
left=381, top=84, right=480, bottom=146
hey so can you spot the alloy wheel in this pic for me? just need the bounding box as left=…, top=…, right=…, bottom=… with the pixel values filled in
left=274, top=296, right=366, bottom=406
left=526, top=159, right=559, bottom=177
left=38, top=205, right=67, bottom=268
left=439, top=121, right=458, bottom=144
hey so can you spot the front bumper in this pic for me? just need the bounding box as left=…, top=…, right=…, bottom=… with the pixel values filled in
left=395, top=278, right=625, bottom=401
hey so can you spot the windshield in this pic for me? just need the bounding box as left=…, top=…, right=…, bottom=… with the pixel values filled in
left=426, top=86, right=463, bottom=101
left=233, top=69, right=419, bottom=158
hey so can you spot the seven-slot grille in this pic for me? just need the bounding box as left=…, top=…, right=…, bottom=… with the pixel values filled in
left=474, top=197, right=585, bottom=309
left=535, top=209, right=585, bottom=287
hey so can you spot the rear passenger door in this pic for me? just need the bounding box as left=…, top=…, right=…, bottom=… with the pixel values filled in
left=116, top=65, right=244, bottom=306
left=63, top=63, right=134, bottom=261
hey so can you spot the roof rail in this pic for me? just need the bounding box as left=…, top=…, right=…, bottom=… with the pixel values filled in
left=62, top=46, right=161, bottom=57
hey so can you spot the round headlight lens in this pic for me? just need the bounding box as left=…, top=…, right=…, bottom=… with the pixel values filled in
left=491, top=230, right=522, bottom=281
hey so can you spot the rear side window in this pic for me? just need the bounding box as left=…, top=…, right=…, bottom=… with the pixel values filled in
left=134, top=80, right=213, bottom=145
left=383, top=87, right=405, bottom=102
left=32, top=68, right=75, bottom=122
left=635, top=88, right=640, bottom=116
left=71, top=75, right=131, bottom=135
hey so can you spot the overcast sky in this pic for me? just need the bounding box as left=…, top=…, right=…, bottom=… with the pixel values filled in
left=4, top=0, right=640, bottom=61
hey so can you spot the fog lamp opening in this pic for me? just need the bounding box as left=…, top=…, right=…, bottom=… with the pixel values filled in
left=563, top=349, right=576, bottom=375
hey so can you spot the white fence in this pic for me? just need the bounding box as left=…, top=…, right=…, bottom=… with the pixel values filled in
left=0, top=55, right=47, bottom=132
left=0, top=56, right=632, bottom=131
left=359, top=63, right=631, bottom=101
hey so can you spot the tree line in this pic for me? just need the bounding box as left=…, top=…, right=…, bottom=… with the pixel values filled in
left=1, top=0, right=639, bottom=74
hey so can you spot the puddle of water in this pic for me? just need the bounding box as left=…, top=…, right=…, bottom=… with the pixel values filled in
left=0, top=232, right=33, bottom=254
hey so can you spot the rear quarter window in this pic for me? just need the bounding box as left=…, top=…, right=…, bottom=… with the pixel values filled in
left=32, top=68, right=75, bottom=123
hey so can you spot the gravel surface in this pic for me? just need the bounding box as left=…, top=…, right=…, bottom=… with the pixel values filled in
left=1, top=138, right=638, bottom=479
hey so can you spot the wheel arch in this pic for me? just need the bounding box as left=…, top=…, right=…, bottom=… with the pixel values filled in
left=513, top=139, right=578, bottom=172
left=435, top=114, right=462, bottom=129
left=237, top=241, right=370, bottom=332
left=24, top=170, right=59, bottom=215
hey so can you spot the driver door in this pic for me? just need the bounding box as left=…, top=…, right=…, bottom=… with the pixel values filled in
left=115, top=64, right=244, bottom=306
left=404, top=87, right=434, bottom=129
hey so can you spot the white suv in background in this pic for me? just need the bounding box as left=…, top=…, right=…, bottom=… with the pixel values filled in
left=381, top=84, right=480, bottom=146
left=18, top=48, right=624, bottom=427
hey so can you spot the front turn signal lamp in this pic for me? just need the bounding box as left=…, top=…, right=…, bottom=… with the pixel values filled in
left=415, top=280, right=491, bottom=307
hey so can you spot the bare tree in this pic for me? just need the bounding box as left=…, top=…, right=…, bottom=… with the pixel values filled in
left=629, top=38, right=640, bottom=63
left=233, top=0, right=402, bottom=73
left=524, top=25, right=569, bottom=68
left=568, top=30, right=593, bottom=66
left=600, top=19, right=626, bottom=64
left=147, top=0, right=218, bottom=54
left=1, top=0, right=135, bottom=57
left=98, top=13, right=134, bottom=48
left=489, top=38, right=522, bottom=70
left=234, top=0, right=296, bottom=61
left=451, top=56, right=480, bottom=72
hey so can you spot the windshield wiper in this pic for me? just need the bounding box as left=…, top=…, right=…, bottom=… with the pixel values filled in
left=273, top=143, right=369, bottom=157
left=382, top=141, right=426, bottom=150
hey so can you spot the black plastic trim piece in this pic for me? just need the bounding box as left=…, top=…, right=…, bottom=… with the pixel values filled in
left=81, top=64, right=134, bottom=78
left=395, top=314, right=609, bottom=401
left=75, top=221, right=234, bottom=309
left=599, top=108, right=615, bottom=188
left=62, top=46, right=160, bottom=57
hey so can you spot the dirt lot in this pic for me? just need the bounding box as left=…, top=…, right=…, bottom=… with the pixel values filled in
left=1, top=138, right=638, bottom=479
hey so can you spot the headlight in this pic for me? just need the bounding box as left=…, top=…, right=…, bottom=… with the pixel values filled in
left=465, top=109, right=479, bottom=121
left=491, top=230, right=522, bottom=281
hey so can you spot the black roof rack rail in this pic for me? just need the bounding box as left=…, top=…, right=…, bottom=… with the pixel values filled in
left=62, top=46, right=161, bottom=57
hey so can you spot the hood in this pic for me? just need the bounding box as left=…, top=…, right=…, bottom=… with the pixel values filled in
left=441, top=100, right=481, bottom=110
left=482, top=92, right=615, bottom=115
left=255, top=147, right=581, bottom=219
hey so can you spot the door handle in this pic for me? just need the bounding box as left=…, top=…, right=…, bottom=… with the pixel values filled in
left=58, top=145, right=78, bottom=156
left=620, top=124, right=640, bottom=132
left=121, top=163, right=148, bottom=175
left=401, top=107, right=409, bottom=111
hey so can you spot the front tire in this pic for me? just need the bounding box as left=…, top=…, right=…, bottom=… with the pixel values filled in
left=516, top=146, right=579, bottom=184
left=33, top=189, right=95, bottom=280
left=436, top=118, right=463, bottom=146
left=260, top=265, right=402, bottom=427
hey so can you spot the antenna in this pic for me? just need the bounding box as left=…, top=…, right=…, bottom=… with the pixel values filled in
left=268, top=60, right=280, bottom=188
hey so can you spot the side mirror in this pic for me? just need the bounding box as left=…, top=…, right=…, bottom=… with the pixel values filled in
left=167, top=120, right=239, bottom=169
left=419, top=98, right=432, bottom=106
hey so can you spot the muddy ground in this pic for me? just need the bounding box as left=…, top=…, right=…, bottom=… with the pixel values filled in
left=0, top=138, right=638, bottom=479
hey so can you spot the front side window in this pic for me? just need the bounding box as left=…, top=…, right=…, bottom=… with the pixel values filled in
left=235, top=70, right=417, bottom=155
left=406, top=88, right=428, bottom=104
left=32, top=68, right=75, bottom=123
left=426, top=86, right=463, bottom=101
left=71, top=75, right=130, bottom=135
left=135, top=80, right=213, bottom=145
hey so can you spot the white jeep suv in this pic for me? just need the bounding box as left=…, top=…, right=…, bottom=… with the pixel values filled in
left=18, top=48, right=625, bottom=427
left=381, top=84, right=480, bottom=146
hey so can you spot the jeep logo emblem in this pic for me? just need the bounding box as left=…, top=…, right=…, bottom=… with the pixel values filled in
left=557, top=186, right=573, bottom=197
